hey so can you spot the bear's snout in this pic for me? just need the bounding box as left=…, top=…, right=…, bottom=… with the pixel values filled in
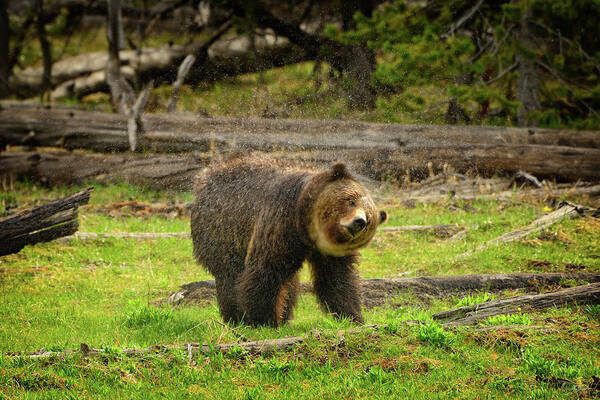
left=347, top=216, right=367, bottom=236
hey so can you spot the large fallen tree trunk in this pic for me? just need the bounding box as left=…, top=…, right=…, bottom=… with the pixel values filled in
left=397, top=177, right=600, bottom=204
left=2, top=146, right=600, bottom=191
left=0, top=187, right=92, bottom=256
left=433, top=283, right=600, bottom=326
left=1, top=105, right=599, bottom=152
left=157, top=272, right=600, bottom=308
left=0, top=151, right=210, bottom=191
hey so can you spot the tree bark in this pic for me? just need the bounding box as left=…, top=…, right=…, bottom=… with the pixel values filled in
left=1, top=105, right=599, bottom=150
left=0, top=187, right=92, bottom=256
left=1, top=107, right=600, bottom=182
left=33, top=0, right=52, bottom=102
left=0, top=0, right=9, bottom=98
left=514, top=3, right=541, bottom=126
left=0, top=150, right=211, bottom=190
left=106, top=0, right=129, bottom=113
left=433, top=283, right=600, bottom=326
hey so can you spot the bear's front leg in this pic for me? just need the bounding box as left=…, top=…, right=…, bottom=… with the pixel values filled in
left=308, top=252, right=364, bottom=324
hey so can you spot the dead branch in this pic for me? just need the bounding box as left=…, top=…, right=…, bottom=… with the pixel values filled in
left=433, top=283, right=600, bottom=326
left=0, top=187, right=92, bottom=256
left=441, top=0, right=484, bottom=39
left=483, top=62, right=518, bottom=86
left=459, top=202, right=598, bottom=259
left=167, top=55, right=196, bottom=113
left=7, top=316, right=574, bottom=362
left=127, top=81, right=153, bottom=151
left=513, top=170, right=542, bottom=188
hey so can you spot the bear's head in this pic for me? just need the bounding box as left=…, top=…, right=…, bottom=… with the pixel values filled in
left=306, top=163, right=387, bottom=257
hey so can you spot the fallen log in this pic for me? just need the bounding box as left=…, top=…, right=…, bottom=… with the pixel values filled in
left=1, top=105, right=600, bottom=153
left=399, top=181, right=600, bottom=204
left=459, top=202, right=599, bottom=259
left=433, top=282, right=600, bottom=326
left=157, top=272, right=600, bottom=308
left=12, top=320, right=557, bottom=361
left=0, top=187, right=92, bottom=256
left=14, top=325, right=392, bottom=360
left=0, top=150, right=211, bottom=191
left=2, top=140, right=600, bottom=192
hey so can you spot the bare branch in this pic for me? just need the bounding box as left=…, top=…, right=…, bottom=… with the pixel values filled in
left=441, top=0, right=484, bottom=39
left=128, top=80, right=153, bottom=152
left=459, top=202, right=597, bottom=259
left=482, top=62, right=518, bottom=86
left=167, top=55, right=196, bottom=112
left=434, top=283, right=600, bottom=326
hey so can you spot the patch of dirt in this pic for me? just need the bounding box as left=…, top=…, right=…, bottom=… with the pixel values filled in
left=469, top=328, right=528, bottom=351
left=527, top=260, right=591, bottom=273
left=365, top=358, right=399, bottom=373
left=528, top=260, right=553, bottom=271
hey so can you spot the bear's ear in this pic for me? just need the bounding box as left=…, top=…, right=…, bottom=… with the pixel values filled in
left=331, top=162, right=349, bottom=180
left=379, top=210, right=388, bottom=224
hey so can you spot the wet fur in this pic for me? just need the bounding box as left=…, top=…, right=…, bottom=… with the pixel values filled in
left=191, top=158, right=384, bottom=326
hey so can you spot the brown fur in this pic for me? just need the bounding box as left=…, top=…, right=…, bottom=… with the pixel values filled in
left=191, top=158, right=386, bottom=326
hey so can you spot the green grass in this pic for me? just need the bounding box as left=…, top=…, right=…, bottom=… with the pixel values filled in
left=485, top=313, right=534, bottom=326
left=1, top=181, right=599, bottom=398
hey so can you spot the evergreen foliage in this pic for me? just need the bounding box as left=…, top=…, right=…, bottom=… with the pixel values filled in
left=335, top=0, right=600, bottom=128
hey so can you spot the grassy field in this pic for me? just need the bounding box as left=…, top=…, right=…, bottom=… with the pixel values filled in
left=1, top=181, right=599, bottom=399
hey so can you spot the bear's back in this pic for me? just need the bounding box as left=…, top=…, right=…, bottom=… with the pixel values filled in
left=191, top=159, right=314, bottom=275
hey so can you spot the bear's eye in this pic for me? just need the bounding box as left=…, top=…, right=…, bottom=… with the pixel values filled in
left=348, top=200, right=356, bottom=207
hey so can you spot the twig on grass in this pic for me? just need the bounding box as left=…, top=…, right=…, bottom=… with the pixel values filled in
left=11, top=320, right=561, bottom=361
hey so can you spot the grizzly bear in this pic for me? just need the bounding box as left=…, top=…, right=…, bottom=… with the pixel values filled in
left=191, top=158, right=387, bottom=326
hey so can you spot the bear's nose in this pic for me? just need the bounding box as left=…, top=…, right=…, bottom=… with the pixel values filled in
left=348, top=217, right=367, bottom=236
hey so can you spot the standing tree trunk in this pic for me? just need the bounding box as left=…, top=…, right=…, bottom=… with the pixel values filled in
left=344, top=44, right=376, bottom=110
left=34, top=0, right=52, bottom=102
left=514, top=3, right=541, bottom=126
left=106, top=0, right=130, bottom=112
left=0, top=0, right=9, bottom=98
